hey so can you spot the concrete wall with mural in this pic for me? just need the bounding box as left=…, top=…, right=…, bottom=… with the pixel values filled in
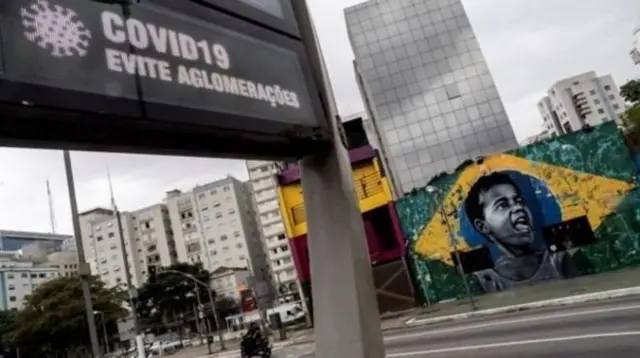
left=397, top=122, right=640, bottom=303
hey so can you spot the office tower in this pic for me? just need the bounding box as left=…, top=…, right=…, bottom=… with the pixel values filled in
left=346, top=0, right=517, bottom=194
left=166, top=176, right=268, bottom=280
left=537, top=72, right=627, bottom=136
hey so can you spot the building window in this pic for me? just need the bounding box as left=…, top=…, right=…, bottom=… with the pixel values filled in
left=563, top=121, right=572, bottom=133
left=604, top=85, right=611, bottom=91
left=228, top=209, right=236, bottom=215
left=445, top=83, right=461, bottom=100
left=21, top=273, right=28, bottom=278
left=602, top=117, right=609, bottom=122
left=233, top=231, right=240, bottom=238
left=598, top=108, right=605, bottom=114
left=215, top=212, right=223, bottom=218
left=221, top=235, right=228, bottom=241
left=594, top=99, right=600, bottom=104
left=613, top=103, right=620, bottom=110
left=8, top=285, right=15, bottom=291
left=198, top=193, right=205, bottom=200
left=208, top=239, right=215, bottom=245
left=589, top=89, right=596, bottom=96
left=108, top=232, right=115, bottom=238
left=608, top=94, right=615, bottom=100
left=236, top=243, right=243, bottom=249
left=203, top=216, right=210, bottom=221
left=211, top=250, right=218, bottom=256
left=7, top=273, right=14, bottom=279
left=210, top=189, right=217, bottom=195
left=9, top=296, right=16, bottom=302
left=223, top=186, right=230, bottom=192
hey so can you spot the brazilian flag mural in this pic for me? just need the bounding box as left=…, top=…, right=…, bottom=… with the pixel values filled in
left=396, top=122, right=640, bottom=303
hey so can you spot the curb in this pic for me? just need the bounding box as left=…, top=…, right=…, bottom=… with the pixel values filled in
left=404, top=286, right=640, bottom=326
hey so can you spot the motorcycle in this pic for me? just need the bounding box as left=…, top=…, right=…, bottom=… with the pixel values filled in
left=240, top=335, right=272, bottom=358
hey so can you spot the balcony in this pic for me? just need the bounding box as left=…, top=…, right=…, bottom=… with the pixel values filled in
left=252, top=177, right=276, bottom=192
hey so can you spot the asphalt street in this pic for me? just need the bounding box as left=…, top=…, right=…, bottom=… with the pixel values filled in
left=284, top=296, right=640, bottom=358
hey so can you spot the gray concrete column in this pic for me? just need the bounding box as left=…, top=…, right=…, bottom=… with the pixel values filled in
left=300, top=135, right=385, bottom=357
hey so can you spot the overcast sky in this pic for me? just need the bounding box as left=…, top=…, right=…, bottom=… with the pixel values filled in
left=1, top=0, right=639, bottom=236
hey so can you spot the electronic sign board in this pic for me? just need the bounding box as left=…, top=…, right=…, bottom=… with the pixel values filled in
left=0, top=0, right=326, bottom=159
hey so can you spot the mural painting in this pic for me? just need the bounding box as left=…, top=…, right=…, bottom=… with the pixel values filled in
left=397, top=122, right=640, bottom=302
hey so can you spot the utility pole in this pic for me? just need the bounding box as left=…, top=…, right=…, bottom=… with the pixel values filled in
left=46, top=179, right=56, bottom=234
left=63, top=150, right=102, bottom=358
left=107, top=168, right=146, bottom=358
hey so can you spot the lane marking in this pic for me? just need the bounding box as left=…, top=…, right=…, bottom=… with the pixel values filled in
left=385, top=304, right=640, bottom=342
left=386, top=331, right=640, bottom=356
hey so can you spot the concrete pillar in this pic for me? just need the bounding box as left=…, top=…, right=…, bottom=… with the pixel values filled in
left=293, top=1, right=385, bottom=355
left=300, top=134, right=385, bottom=358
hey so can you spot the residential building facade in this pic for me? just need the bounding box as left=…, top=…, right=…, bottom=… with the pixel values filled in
left=246, top=161, right=297, bottom=292
left=345, top=0, right=517, bottom=194
left=210, top=266, right=250, bottom=302
left=166, top=176, right=268, bottom=280
left=537, top=72, right=626, bottom=136
left=0, top=261, right=60, bottom=310
left=79, top=204, right=176, bottom=289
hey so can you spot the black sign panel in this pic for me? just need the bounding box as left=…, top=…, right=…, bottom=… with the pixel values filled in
left=203, top=0, right=299, bottom=38
left=0, top=0, right=326, bottom=159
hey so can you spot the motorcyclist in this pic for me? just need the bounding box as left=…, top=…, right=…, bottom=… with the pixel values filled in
left=242, top=322, right=265, bottom=356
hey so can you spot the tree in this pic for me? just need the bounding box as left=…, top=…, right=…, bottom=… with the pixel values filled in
left=136, top=263, right=214, bottom=335
left=4, top=276, right=127, bottom=358
left=620, top=79, right=640, bottom=103
left=620, top=79, right=640, bottom=148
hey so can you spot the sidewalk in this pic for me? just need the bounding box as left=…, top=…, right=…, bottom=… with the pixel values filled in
left=405, top=267, right=640, bottom=326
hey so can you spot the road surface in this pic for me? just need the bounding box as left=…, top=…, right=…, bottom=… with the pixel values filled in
left=280, top=296, right=640, bottom=358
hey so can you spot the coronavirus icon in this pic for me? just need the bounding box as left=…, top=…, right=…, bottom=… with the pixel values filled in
left=21, top=0, right=91, bottom=58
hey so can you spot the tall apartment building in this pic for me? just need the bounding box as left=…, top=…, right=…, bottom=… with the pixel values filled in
left=79, top=204, right=176, bottom=289
left=345, top=0, right=517, bottom=194
left=165, top=176, right=268, bottom=280
left=246, top=160, right=297, bottom=293
left=537, top=72, right=626, bottom=136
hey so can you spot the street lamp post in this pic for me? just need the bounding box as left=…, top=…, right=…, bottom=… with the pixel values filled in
left=94, top=311, right=110, bottom=355
left=62, top=150, right=102, bottom=358
left=426, top=186, right=476, bottom=310
left=159, top=270, right=226, bottom=351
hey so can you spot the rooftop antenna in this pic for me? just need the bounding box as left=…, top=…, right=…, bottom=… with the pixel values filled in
left=46, top=179, right=56, bottom=234
left=107, top=166, right=117, bottom=211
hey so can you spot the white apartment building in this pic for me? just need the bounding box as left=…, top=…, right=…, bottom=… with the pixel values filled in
left=165, top=176, right=268, bottom=280
left=246, top=161, right=297, bottom=293
left=47, top=250, right=79, bottom=277
left=211, top=266, right=250, bottom=302
left=79, top=204, right=176, bottom=289
left=538, top=72, right=626, bottom=136
left=0, top=261, right=60, bottom=310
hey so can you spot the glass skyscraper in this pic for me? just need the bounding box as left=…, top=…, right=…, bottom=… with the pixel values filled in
left=345, top=0, right=517, bottom=194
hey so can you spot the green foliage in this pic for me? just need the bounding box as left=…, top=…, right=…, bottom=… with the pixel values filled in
left=620, top=79, right=640, bottom=104
left=620, top=79, right=640, bottom=148
left=136, top=263, right=215, bottom=330
left=4, top=276, right=126, bottom=357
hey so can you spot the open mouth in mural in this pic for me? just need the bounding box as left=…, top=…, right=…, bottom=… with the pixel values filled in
left=511, top=214, right=532, bottom=232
